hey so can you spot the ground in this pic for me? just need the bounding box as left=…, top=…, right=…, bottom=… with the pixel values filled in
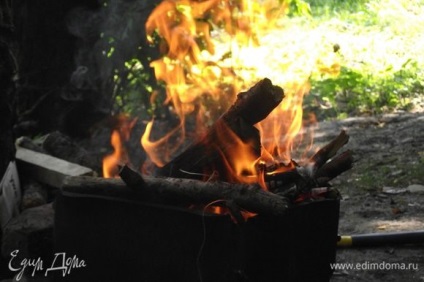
left=309, top=112, right=424, bottom=281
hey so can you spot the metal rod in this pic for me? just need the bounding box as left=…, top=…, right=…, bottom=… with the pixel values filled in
left=337, top=230, right=424, bottom=247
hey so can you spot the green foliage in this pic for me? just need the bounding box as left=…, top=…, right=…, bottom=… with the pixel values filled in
left=309, top=59, right=424, bottom=118
left=104, top=0, right=314, bottom=118
left=112, top=58, right=152, bottom=116
left=97, top=0, right=165, bottom=119
left=286, top=0, right=312, bottom=16
left=307, top=0, right=368, bottom=14
left=101, top=0, right=424, bottom=120
left=302, top=0, right=424, bottom=119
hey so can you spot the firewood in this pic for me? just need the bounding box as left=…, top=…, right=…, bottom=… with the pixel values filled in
left=263, top=131, right=352, bottom=194
left=158, top=78, right=284, bottom=180
left=223, top=77, right=285, bottom=125
left=309, top=130, right=349, bottom=171
left=62, top=174, right=291, bottom=216
left=315, top=150, right=354, bottom=186
left=118, top=164, right=145, bottom=188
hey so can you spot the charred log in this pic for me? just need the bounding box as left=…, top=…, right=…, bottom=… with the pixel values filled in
left=118, top=164, right=145, bottom=188
left=315, top=150, right=354, bottom=186
left=264, top=131, right=353, bottom=198
left=309, top=130, right=349, bottom=171
left=158, top=78, right=284, bottom=180
left=63, top=173, right=290, bottom=216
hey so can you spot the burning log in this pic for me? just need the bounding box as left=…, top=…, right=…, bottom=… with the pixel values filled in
left=149, top=78, right=351, bottom=204
left=263, top=130, right=353, bottom=200
left=309, top=130, right=350, bottom=172
left=118, top=164, right=145, bottom=188
left=158, top=78, right=284, bottom=180
left=315, top=150, right=354, bottom=186
left=63, top=171, right=291, bottom=216
left=296, top=130, right=351, bottom=190
left=92, top=78, right=351, bottom=216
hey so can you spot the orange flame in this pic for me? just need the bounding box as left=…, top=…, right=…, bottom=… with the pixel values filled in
left=103, top=130, right=124, bottom=178
left=140, top=0, right=340, bottom=187
left=213, top=121, right=260, bottom=185
left=258, top=81, right=312, bottom=164
left=102, top=115, right=137, bottom=178
left=141, top=120, right=183, bottom=168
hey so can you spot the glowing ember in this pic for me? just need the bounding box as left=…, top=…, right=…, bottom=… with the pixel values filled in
left=139, top=1, right=340, bottom=185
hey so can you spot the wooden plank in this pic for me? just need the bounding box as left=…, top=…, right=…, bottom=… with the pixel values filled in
left=16, top=146, right=95, bottom=188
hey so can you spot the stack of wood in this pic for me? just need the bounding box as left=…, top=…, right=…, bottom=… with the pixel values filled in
left=64, top=78, right=353, bottom=218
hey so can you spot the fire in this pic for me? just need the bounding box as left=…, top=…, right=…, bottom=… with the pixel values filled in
left=99, top=1, right=342, bottom=188
left=213, top=120, right=260, bottom=184
left=103, top=115, right=137, bottom=178
left=258, top=81, right=312, bottom=163
left=103, top=130, right=123, bottom=178
left=141, top=120, right=183, bottom=168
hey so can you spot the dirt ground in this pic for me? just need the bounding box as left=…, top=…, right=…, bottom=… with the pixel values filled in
left=309, top=112, right=424, bottom=281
